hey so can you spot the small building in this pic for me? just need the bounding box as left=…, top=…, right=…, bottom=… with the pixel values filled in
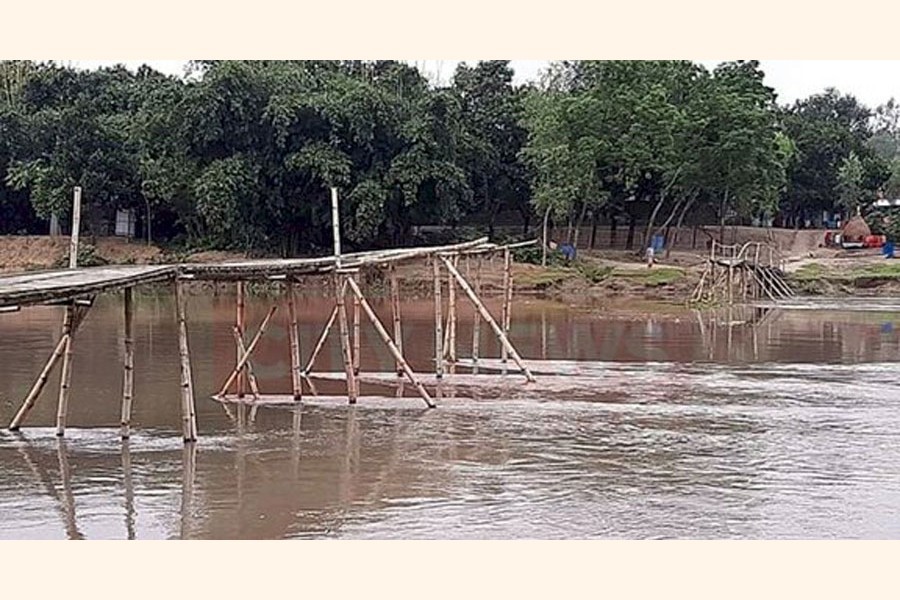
left=114, top=209, right=136, bottom=238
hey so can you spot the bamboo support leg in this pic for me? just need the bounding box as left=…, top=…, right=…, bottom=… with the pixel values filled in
left=286, top=281, right=302, bottom=401
left=236, top=281, right=246, bottom=398
left=176, top=281, right=198, bottom=442
left=352, top=278, right=361, bottom=396
left=9, top=333, right=69, bottom=430
left=304, top=304, right=338, bottom=376
left=389, top=264, right=403, bottom=376
left=120, top=287, right=135, bottom=439
left=501, top=248, right=512, bottom=368
left=447, top=256, right=458, bottom=372
left=218, top=305, right=277, bottom=397
left=440, top=256, right=535, bottom=383
left=55, top=305, right=78, bottom=437
left=345, top=278, right=435, bottom=408
left=433, top=258, right=443, bottom=380
left=334, top=274, right=357, bottom=404
left=472, top=256, right=482, bottom=374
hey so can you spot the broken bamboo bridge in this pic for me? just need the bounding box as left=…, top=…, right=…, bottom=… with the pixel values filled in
left=0, top=236, right=538, bottom=443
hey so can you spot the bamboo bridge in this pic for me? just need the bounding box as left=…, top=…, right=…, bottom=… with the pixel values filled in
left=0, top=236, right=537, bottom=443
left=690, top=240, right=795, bottom=305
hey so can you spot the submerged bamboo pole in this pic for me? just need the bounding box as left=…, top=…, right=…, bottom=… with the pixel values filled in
left=345, top=278, right=435, bottom=408
left=334, top=273, right=357, bottom=404
left=440, top=256, right=535, bottom=383
left=304, top=304, right=338, bottom=376
left=433, top=257, right=443, bottom=380
left=176, top=281, right=198, bottom=442
left=54, top=304, right=77, bottom=437
left=389, top=264, right=403, bottom=376
left=120, top=287, right=135, bottom=439
left=236, top=281, right=246, bottom=398
left=218, top=305, right=277, bottom=398
left=286, top=281, right=302, bottom=401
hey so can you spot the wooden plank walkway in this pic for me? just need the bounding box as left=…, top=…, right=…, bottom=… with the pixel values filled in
left=0, top=265, right=176, bottom=308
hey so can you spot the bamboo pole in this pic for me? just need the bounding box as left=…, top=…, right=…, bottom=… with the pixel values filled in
left=232, top=329, right=262, bottom=399
left=235, top=281, right=247, bottom=398
left=304, top=304, right=338, bottom=376
left=447, top=255, right=458, bottom=371
left=176, top=281, right=198, bottom=442
left=54, top=304, right=77, bottom=437
left=501, top=248, right=513, bottom=369
left=440, top=256, right=535, bottom=383
left=352, top=275, right=361, bottom=396
left=8, top=333, right=70, bottom=430
left=433, top=257, right=443, bottom=380
left=334, top=273, right=357, bottom=404
left=345, top=277, right=435, bottom=408
left=389, top=264, right=403, bottom=376
left=472, top=256, right=482, bottom=374
left=68, top=187, right=82, bottom=269
left=286, top=281, right=302, bottom=401
left=218, top=305, right=277, bottom=398
left=120, top=287, right=135, bottom=439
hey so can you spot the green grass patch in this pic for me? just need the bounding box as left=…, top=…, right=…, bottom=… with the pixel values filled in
left=792, top=261, right=900, bottom=282
left=614, top=267, right=684, bottom=286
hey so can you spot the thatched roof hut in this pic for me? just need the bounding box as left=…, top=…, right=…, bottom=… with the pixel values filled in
left=841, top=215, right=872, bottom=242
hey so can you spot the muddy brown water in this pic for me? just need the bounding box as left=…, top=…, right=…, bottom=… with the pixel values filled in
left=1, top=292, right=899, bottom=539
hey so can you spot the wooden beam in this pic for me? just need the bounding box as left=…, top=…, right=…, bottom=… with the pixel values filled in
left=440, top=256, right=535, bottom=383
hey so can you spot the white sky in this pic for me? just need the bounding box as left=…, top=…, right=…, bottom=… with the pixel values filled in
left=65, top=60, right=900, bottom=108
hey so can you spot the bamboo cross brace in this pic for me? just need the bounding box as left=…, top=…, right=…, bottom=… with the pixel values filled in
left=345, top=277, right=435, bottom=408
left=232, top=328, right=262, bottom=400
left=304, top=304, right=338, bottom=376
left=218, top=305, right=277, bottom=398
left=440, top=256, right=535, bottom=383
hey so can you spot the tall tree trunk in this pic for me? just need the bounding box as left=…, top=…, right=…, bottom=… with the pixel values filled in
left=626, top=213, right=636, bottom=250
left=589, top=210, right=598, bottom=249
left=643, top=193, right=667, bottom=252
left=719, top=188, right=730, bottom=244
left=572, top=200, right=589, bottom=250
left=610, top=214, right=617, bottom=247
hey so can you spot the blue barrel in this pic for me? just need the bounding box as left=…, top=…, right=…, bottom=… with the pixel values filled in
left=884, top=241, right=895, bottom=258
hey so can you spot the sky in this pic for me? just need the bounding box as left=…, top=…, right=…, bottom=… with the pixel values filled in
left=65, top=60, right=900, bottom=108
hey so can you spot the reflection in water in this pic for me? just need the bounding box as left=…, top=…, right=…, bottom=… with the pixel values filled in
left=2, top=295, right=900, bottom=539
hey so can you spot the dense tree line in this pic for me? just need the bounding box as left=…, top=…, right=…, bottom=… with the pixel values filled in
left=1, top=59, right=898, bottom=255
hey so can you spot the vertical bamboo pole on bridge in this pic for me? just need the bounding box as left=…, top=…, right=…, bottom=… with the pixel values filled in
left=389, top=264, right=403, bottom=376
left=447, top=255, right=458, bottom=373
left=334, top=273, right=357, bottom=404
left=433, top=257, right=444, bottom=382
left=501, top=248, right=513, bottom=372
left=235, top=281, right=247, bottom=398
left=286, top=280, right=302, bottom=401
left=175, top=280, right=198, bottom=442
left=54, top=304, right=77, bottom=437
left=120, top=287, right=135, bottom=439
left=471, top=255, right=482, bottom=374
left=352, top=276, right=361, bottom=396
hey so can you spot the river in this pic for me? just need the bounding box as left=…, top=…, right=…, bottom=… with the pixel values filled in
left=1, top=292, right=899, bottom=539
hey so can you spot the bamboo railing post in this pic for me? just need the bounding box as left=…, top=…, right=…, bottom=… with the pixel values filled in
left=175, top=280, right=198, bottom=442
left=433, top=257, right=443, bottom=381
left=54, top=304, right=77, bottom=437
left=286, top=280, right=302, bottom=401
left=440, top=256, right=535, bottom=383
left=217, top=305, right=277, bottom=398
left=236, top=281, right=246, bottom=398
left=334, top=273, right=357, bottom=404
left=120, top=287, right=135, bottom=439
left=389, top=264, right=403, bottom=376
left=472, top=256, right=482, bottom=374
left=345, top=277, right=435, bottom=408
left=304, top=304, right=338, bottom=376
